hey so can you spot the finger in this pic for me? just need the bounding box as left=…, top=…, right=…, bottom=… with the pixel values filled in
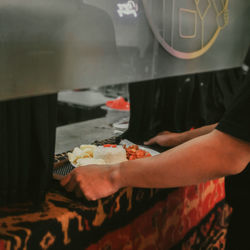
left=144, top=138, right=156, bottom=145
left=78, top=183, right=97, bottom=201
left=53, top=173, right=64, bottom=181
left=75, top=186, right=83, bottom=198
left=158, top=131, right=170, bottom=135
left=60, top=173, right=72, bottom=186
left=84, top=193, right=97, bottom=201
left=63, top=174, right=78, bottom=193
left=158, top=131, right=166, bottom=135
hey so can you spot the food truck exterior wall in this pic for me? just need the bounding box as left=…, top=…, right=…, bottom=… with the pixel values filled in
left=0, top=0, right=249, bottom=101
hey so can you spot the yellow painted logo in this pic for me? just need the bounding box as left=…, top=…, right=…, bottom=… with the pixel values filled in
left=143, top=0, right=229, bottom=59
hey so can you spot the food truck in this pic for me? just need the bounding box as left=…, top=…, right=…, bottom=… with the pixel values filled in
left=0, top=0, right=249, bottom=249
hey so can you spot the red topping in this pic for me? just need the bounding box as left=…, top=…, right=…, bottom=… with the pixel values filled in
left=123, top=144, right=152, bottom=160
left=103, top=144, right=117, bottom=148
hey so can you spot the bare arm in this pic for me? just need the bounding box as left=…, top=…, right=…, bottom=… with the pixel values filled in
left=181, top=123, right=218, bottom=142
left=61, top=130, right=250, bottom=200
left=144, top=123, right=218, bottom=147
left=118, top=129, right=249, bottom=188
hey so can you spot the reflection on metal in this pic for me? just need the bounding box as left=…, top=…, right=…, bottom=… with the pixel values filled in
left=143, top=0, right=229, bottom=59
left=0, top=0, right=249, bottom=101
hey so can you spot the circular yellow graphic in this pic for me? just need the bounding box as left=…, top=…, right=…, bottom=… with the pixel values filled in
left=143, top=0, right=229, bottom=59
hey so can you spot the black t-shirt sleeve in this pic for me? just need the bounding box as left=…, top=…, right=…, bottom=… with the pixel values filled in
left=216, top=82, right=250, bottom=142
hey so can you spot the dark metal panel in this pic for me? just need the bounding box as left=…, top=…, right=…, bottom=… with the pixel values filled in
left=0, top=0, right=249, bottom=101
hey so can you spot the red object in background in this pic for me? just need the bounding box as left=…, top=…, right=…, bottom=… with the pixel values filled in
left=106, top=97, right=130, bottom=111
left=0, top=240, right=5, bottom=250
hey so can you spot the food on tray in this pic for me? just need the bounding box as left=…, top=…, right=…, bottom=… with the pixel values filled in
left=123, top=144, right=152, bottom=160
left=67, top=144, right=127, bottom=166
left=80, top=144, right=97, bottom=151
left=76, top=158, right=106, bottom=167
left=68, top=143, right=152, bottom=167
left=67, top=145, right=97, bottom=166
left=94, top=145, right=127, bottom=164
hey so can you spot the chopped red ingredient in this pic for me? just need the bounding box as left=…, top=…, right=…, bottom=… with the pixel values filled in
left=103, top=144, right=117, bottom=148
left=123, top=144, right=151, bottom=160
left=129, top=155, right=136, bottom=160
left=136, top=150, right=145, bottom=157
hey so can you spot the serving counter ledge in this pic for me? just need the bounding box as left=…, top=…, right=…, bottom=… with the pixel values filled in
left=0, top=179, right=228, bottom=249
left=0, top=118, right=230, bottom=250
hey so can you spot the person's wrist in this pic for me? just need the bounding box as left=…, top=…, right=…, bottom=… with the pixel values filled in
left=110, top=162, right=124, bottom=190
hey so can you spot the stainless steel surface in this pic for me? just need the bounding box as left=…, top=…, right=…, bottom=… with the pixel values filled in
left=0, top=0, right=249, bottom=101
left=55, top=117, right=118, bottom=154
left=58, top=90, right=113, bottom=107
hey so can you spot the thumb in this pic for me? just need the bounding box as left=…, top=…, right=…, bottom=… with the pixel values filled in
left=144, top=137, right=156, bottom=145
left=158, top=130, right=171, bottom=135
left=60, top=173, right=72, bottom=186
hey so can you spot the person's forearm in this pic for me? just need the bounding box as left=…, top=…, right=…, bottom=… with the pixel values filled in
left=181, top=123, right=218, bottom=143
left=113, top=130, right=249, bottom=189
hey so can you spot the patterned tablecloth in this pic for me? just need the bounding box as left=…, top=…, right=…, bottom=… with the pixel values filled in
left=0, top=178, right=229, bottom=250
left=0, top=139, right=230, bottom=250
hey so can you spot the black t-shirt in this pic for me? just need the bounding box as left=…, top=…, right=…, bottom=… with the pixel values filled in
left=216, top=81, right=250, bottom=207
left=216, top=82, right=250, bottom=142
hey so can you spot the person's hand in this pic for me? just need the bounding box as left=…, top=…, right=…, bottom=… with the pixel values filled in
left=60, top=164, right=120, bottom=200
left=144, top=131, right=185, bottom=147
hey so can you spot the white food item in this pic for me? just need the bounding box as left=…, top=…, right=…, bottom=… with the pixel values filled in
left=76, top=158, right=106, bottom=167
left=72, top=147, right=85, bottom=158
left=81, top=148, right=95, bottom=158
left=80, top=144, right=97, bottom=151
left=67, top=152, right=77, bottom=164
left=68, top=144, right=128, bottom=167
left=93, top=146, right=127, bottom=164
left=68, top=145, right=98, bottom=165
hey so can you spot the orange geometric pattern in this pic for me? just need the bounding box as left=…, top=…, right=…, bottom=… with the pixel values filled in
left=0, top=178, right=225, bottom=249
left=87, top=178, right=226, bottom=250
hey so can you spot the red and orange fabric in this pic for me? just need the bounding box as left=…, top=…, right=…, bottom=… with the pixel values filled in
left=0, top=144, right=228, bottom=250
left=0, top=178, right=228, bottom=250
